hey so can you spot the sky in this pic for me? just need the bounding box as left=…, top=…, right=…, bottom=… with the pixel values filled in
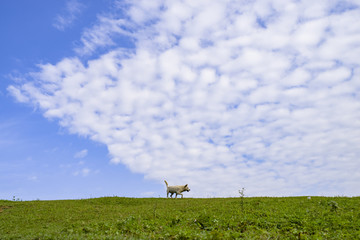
left=1, top=0, right=360, bottom=200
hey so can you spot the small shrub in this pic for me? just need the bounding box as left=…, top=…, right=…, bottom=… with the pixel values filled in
left=328, top=200, right=339, bottom=212
left=238, top=187, right=245, bottom=212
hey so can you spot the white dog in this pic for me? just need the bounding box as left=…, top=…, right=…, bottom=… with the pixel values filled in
left=164, top=180, right=190, bottom=198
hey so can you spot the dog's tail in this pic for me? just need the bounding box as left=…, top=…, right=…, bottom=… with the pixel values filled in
left=164, top=180, right=168, bottom=187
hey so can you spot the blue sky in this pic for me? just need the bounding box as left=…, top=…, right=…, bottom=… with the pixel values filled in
left=1, top=0, right=360, bottom=200
left=1, top=0, right=159, bottom=200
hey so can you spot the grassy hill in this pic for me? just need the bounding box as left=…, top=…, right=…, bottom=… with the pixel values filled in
left=0, top=196, right=359, bottom=239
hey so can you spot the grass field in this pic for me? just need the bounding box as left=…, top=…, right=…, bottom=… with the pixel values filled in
left=0, top=196, right=359, bottom=239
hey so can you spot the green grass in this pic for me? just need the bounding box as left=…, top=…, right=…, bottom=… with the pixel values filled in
left=0, top=197, right=359, bottom=239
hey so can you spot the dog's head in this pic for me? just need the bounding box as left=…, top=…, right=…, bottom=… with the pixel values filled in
left=183, top=184, right=190, bottom=192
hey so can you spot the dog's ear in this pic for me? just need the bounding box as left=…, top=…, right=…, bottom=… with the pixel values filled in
left=184, top=184, right=188, bottom=187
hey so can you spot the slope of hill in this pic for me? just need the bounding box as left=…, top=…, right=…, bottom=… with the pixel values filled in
left=0, top=197, right=359, bottom=239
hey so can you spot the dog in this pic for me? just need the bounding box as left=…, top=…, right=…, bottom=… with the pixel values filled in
left=164, top=180, right=190, bottom=198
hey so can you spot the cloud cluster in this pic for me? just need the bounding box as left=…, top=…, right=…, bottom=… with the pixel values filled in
left=53, top=0, right=84, bottom=31
left=9, top=0, right=360, bottom=196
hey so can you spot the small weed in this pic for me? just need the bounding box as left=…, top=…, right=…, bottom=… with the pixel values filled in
left=12, top=196, right=22, bottom=201
left=239, top=187, right=245, bottom=212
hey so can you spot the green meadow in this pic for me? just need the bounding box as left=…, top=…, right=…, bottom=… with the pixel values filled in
left=0, top=197, right=359, bottom=239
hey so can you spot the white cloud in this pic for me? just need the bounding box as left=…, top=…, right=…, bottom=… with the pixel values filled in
left=7, top=85, right=29, bottom=103
left=9, top=0, right=360, bottom=197
left=53, top=0, right=84, bottom=31
left=73, top=168, right=91, bottom=177
left=28, top=176, right=38, bottom=181
left=75, top=16, right=131, bottom=55
left=74, top=149, right=88, bottom=159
